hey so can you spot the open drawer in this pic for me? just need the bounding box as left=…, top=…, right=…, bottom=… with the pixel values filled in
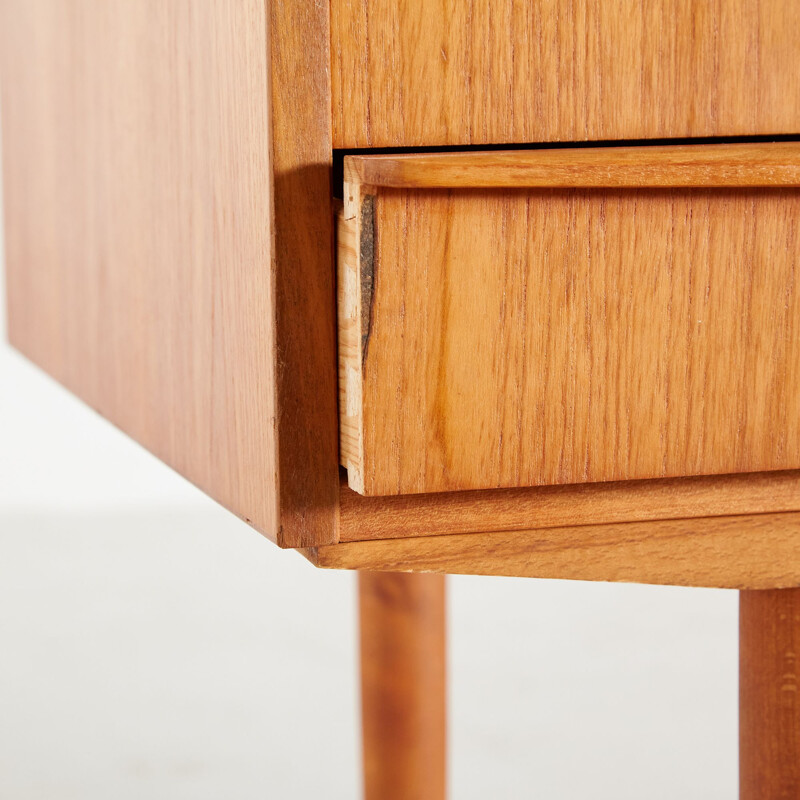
left=338, top=143, right=800, bottom=496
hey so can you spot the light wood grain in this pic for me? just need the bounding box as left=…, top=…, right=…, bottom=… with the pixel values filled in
left=337, top=470, right=800, bottom=542
left=344, top=143, right=800, bottom=189
left=740, top=588, right=800, bottom=799
left=331, top=0, right=800, bottom=148
left=360, top=572, right=446, bottom=800
left=0, top=0, right=338, bottom=546
left=308, top=512, right=800, bottom=590
left=337, top=200, right=365, bottom=490
left=339, top=150, right=800, bottom=495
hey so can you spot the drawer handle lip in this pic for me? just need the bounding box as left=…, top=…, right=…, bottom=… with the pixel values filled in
left=343, top=141, right=800, bottom=190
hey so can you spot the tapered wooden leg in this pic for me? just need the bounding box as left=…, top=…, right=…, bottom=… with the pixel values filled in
left=359, top=571, right=446, bottom=800
left=740, top=588, right=800, bottom=799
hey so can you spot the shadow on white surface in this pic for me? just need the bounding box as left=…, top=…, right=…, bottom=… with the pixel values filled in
left=0, top=508, right=359, bottom=800
left=0, top=504, right=738, bottom=799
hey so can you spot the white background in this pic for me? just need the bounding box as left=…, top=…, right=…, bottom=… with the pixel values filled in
left=0, top=130, right=737, bottom=798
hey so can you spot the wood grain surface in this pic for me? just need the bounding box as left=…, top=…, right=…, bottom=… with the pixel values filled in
left=740, top=588, right=800, bottom=798
left=269, top=0, right=339, bottom=546
left=331, top=0, right=800, bottom=148
left=337, top=470, right=800, bottom=542
left=360, top=572, right=446, bottom=800
left=308, top=512, right=800, bottom=590
left=344, top=142, right=800, bottom=189
left=339, top=149, right=800, bottom=495
left=0, top=0, right=338, bottom=546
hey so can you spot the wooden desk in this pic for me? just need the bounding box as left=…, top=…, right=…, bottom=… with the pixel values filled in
left=2, top=1, right=799, bottom=796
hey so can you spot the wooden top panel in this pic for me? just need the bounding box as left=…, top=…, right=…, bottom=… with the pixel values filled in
left=344, top=143, right=800, bottom=189
left=0, top=0, right=338, bottom=546
left=332, top=0, right=800, bottom=148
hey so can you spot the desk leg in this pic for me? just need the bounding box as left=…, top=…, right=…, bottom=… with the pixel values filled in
left=359, top=571, right=446, bottom=800
left=740, top=588, right=800, bottom=799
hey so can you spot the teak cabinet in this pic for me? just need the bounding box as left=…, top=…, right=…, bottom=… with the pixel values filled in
left=2, top=1, right=800, bottom=797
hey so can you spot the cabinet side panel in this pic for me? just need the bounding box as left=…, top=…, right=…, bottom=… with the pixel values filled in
left=0, top=0, right=315, bottom=542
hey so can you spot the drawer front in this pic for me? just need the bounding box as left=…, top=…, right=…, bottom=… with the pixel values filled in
left=332, top=0, right=800, bottom=149
left=338, top=144, right=800, bottom=496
